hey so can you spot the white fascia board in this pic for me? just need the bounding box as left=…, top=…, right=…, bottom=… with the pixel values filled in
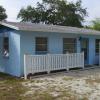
left=0, top=22, right=19, bottom=30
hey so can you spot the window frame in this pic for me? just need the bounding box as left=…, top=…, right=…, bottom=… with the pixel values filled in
left=95, top=39, right=100, bottom=55
left=3, top=37, right=9, bottom=58
left=35, top=37, right=48, bottom=54
left=63, top=38, right=76, bottom=54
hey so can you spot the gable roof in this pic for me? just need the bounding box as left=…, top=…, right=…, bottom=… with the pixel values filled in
left=0, top=21, right=100, bottom=35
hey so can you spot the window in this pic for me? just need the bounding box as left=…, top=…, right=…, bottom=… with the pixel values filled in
left=95, top=39, right=100, bottom=54
left=3, top=37, right=9, bottom=57
left=36, top=37, right=48, bottom=54
left=63, top=38, right=76, bottom=53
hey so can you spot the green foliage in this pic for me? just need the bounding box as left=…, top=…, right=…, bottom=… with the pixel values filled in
left=0, top=6, right=7, bottom=21
left=84, top=25, right=93, bottom=29
left=18, top=0, right=87, bottom=27
left=92, top=18, right=100, bottom=31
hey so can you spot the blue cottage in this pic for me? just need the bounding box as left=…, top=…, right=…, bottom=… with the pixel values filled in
left=0, top=21, right=100, bottom=77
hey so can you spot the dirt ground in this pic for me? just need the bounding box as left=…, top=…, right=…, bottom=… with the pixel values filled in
left=23, top=67, right=100, bottom=100
left=1, top=67, right=100, bottom=100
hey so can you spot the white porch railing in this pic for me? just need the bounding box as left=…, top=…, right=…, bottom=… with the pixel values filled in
left=24, top=53, right=84, bottom=79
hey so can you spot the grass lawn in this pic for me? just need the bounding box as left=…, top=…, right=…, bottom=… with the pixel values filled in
left=0, top=68, right=100, bottom=100
left=0, top=73, right=28, bottom=100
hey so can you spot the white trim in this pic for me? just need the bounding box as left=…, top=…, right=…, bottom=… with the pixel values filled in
left=0, top=22, right=19, bottom=30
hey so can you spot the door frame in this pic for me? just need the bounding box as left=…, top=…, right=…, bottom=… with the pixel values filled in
left=80, top=38, right=89, bottom=64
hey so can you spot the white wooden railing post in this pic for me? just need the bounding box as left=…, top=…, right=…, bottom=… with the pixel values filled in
left=47, top=54, right=50, bottom=74
left=82, top=52, right=84, bottom=69
left=24, top=54, right=27, bottom=80
left=66, top=53, right=69, bottom=71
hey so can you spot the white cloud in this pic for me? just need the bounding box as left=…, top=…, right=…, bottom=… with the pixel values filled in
left=0, top=0, right=42, bottom=21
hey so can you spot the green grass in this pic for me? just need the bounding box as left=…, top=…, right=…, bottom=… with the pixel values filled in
left=0, top=72, right=28, bottom=100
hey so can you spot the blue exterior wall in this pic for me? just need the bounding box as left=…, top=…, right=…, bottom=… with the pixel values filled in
left=88, top=37, right=95, bottom=65
left=0, top=26, right=100, bottom=76
left=19, top=31, right=100, bottom=76
left=4, top=31, right=20, bottom=76
left=20, top=31, right=80, bottom=75
left=0, top=37, right=5, bottom=72
left=0, top=27, right=21, bottom=76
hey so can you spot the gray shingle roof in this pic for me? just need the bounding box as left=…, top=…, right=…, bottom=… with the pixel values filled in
left=0, top=21, right=100, bottom=35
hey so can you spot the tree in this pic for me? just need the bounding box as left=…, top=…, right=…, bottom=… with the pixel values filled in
left=18, top=0, right=87, bottom=27
left=92, top=18, right=100, bottom=31
left=0, top=6, right=7, bottom=21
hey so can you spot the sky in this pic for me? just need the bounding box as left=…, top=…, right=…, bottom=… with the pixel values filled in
left=0, top=0, right=100, bottom=25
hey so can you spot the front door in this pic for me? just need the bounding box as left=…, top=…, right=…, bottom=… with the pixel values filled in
left=81, top=38, right=89, bottom=64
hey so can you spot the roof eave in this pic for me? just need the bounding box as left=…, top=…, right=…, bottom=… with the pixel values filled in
left=19, top=28, right=100, bottom=35
left=0, top=22, right=19, bottom=30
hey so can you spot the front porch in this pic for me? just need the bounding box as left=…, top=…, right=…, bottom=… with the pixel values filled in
left=23, top=36, right=100, bottom=79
